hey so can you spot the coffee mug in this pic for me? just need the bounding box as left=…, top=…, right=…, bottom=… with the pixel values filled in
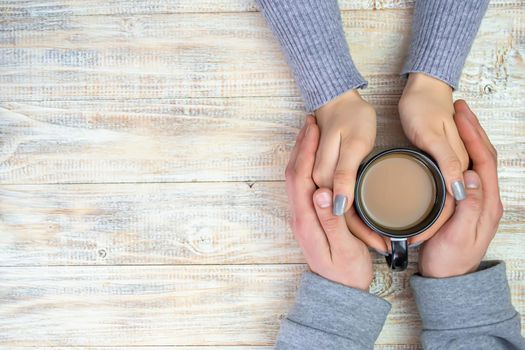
left=354, top=148, right=446, bottom=271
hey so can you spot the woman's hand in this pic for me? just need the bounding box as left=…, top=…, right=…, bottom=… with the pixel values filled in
left=399, top=73, right=469, bottom=201
left=285, top=116, right=373, bottom=291
left=314, top=90, right=376, bottom=217
left=418, top=100, right=503, bottom=278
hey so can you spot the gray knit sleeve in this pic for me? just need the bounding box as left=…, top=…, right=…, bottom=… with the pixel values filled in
left=256, top=0, right=366, bottom=112
left=276, top=272, right=391, bottom=349
left=411, top=261, right=525, bottom=349
left=402, top=0, right=490, bottom=89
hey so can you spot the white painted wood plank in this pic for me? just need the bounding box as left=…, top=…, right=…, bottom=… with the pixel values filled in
left=7, top=346, right=422, bottom=350
left=0, top=181, right=522, bottom=266
left=0, top=0, right=518, bottom=16
left=0, top=262, right=522, bottom=346
left=0, top=9, right=522, bottom=101
left=0, top=97, right=522, bottom=183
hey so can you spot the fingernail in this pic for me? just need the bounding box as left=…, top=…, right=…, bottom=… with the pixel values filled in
left=373, top=248, right=388, bottom=256
left=464, top=173, right=480, bottom=189
left=452, top=181, right=466, bottom=201
left=332, top=195, right=347, bottom=216
left=305, top=124, right=311, bottom=136
left=315, top=191, right=331, bottom=209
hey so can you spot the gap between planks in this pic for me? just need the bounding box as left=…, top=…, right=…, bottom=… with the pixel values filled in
left=0, top=0, right=518, bottom=17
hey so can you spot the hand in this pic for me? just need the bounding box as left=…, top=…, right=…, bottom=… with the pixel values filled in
left=399, top=73, right=469, bottom=201
left=285, top=116, right=373, bottom=290
left=418, top=100, right=503, bottom=278
left=314, top=90, right=376, bottom=216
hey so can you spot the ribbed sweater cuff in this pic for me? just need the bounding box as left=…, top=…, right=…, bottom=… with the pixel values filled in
left=410, top=261, right=517, bottom=331
left=256, top=0, right=367, bottom=111
left=402, top=0, right=489, bottom=89
left=278, top=272, right=391, bottom=348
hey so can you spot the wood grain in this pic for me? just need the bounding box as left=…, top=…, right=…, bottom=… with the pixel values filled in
left=0, top=8, right=522, bottom=101
left=0, top=0, right=523, bottom=348
left=0, top=0, right=518, bottom=16
left=0, top=181, right=523, bottom=266
left=9, top=348, right=273, bottom=350
left=3, top=348, right=426, bottom=350
left=4, top=348, right=422, bottom=350
left=0, top=262, right=522, bottom=346
left=1, top=97, right=523, bottom=183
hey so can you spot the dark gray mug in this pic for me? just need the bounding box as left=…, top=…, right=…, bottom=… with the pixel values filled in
left=354, top=148, right=446, bottom=271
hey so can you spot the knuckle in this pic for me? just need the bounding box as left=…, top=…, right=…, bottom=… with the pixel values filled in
left=343, top=138, right=371, bottom=155
left=491, top=145, right=498, bottom=160
left=467, top=198, right=483, bottom=212
left=321, top=215, right=340, bottom=233
left=312, top=168, right=331, bottom=187
left=445, top=157, right=463, bottom=174
left=493, top=200, right=504, bottom=221
left=479, top=152, right=497, bottom=169
left=491, top=149, right=498, bottom=166
left=498, top=200, right=504, bottom=216
left=284, top=165, right=295, bottom=181
left=459, top=153, right=469, bottom=171
left=333, top=169, right=354, bottom=186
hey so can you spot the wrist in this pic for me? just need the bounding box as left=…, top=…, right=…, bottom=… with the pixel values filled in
left=311, top=267, right=372, bottom=292
left=421, top=269, right=473, bottom=279
left=404, top=73, right=453, bottom=96
left=315, top=89, right=364, bottom=118
left=420, top=261, right=480, bottom=279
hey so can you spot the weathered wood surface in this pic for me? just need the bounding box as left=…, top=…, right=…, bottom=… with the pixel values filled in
left=0, top=262, right=523, bottom=346
left=0, top=0, right=523, bottom=348
left=7, top=348, right=422, bottom=350
left=0, top=97, right=523, bottom=183
left=0, top=181, right=523, bottom=266
left=0, top=8, right=522, bottom=101
left=0, top=0, right=519, bottom=15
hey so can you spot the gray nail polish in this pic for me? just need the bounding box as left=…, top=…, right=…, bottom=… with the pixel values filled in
left=373, top=248, right=389, bottom=256
left=332, top=195, right=347, bottom=216
left=452, top=181, right=466, bottom=201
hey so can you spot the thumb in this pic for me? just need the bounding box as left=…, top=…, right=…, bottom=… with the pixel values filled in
left=447, top=170, right=483, bottom=236
left=313, top=188, right=357, bottom=250
left=425, top=138, right=466, bottom=201
left=332, top=141, right=368, bottom=216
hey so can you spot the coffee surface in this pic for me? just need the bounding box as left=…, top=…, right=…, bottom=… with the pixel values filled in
left=360, top=153, right=436, bottom=231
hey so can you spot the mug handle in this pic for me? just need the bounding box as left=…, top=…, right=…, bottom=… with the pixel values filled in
left=385, top=238, right=408, bottom=271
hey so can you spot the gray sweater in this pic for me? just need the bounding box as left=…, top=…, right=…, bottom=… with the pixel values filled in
left=256, top=0, right=525, bottom=348
left=256, top=0, right=490, bottom=111
left=277, top=262, right=524, bottom=349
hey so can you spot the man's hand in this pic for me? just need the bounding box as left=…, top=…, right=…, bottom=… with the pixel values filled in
left=285, top=116, right=373, bottom=291
left=314, top=90, right=376, bottom=216
left=399, top=73, right=469, bottom=202
left=418, top=100, right=504, bottom=278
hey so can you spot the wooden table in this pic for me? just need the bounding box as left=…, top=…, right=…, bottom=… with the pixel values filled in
left=0, top=0, right=523, bottom=348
